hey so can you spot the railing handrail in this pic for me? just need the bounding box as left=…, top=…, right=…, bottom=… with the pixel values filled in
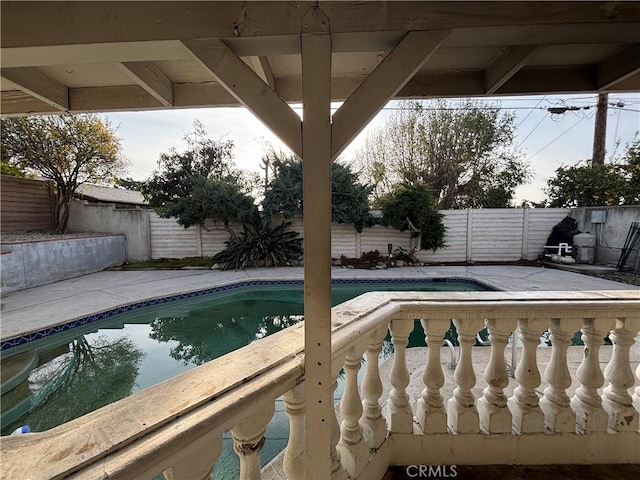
left=0, top=323, right=306, bottom=480
left=1, top=290, right=638, bottom=479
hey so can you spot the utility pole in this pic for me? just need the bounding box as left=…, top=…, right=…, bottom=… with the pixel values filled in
left=592, top=92, right=608, bottom=164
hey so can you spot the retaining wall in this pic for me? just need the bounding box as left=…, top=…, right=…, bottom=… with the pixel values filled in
left=1, top=235, right=126, bottom=293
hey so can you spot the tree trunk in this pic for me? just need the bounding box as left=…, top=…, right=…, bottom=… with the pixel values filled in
left=54, top=193, right=72, bottom=233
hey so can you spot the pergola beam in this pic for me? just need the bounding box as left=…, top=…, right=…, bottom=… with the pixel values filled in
left=331, top=30, right=450, bottom=160
left=597, top=43, right=640, bottom=90
left=182, top=38, right=302, bottom=157
left=2, top=23, right=639, bottom=67
left=485, top=45, right=538, bottom=94
left=120, top=62, right=173, bottom=107
left=3, top=1, right=639, bottom=48
left=1, top=67, right=68, bottom=111
left=250, top=56, right=275, bottom=89
left=5, top=65, right=640, bottom=116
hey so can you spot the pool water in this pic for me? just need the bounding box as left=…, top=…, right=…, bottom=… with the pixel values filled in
left=0, top=279, right=491, bottom=477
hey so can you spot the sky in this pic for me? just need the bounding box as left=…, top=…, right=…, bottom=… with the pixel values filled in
left=105, top=92, right=640, bottom=205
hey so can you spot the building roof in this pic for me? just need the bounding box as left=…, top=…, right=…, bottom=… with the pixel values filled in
left=75, top=184, right=147, bottom=206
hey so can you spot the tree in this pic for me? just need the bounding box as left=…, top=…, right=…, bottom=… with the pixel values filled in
left=0, top=161, right=28, bottom=177
left=544, top=136, right=639, bottom=207
left=2, top=335, right=143, bottom=434
left=141, top=122, right=257, bottom=235
left=115, top=176, right=145, bottom=191
left=1, top=114, right=126, bottom=233
left=355, top=100, right=531, bottom=208
left=262, top=151, right=373, bottom=231
left=378, top=183, right=446, bottom=254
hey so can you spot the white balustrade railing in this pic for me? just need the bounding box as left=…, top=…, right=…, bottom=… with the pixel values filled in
left=1, top=291, right=639, bottom=479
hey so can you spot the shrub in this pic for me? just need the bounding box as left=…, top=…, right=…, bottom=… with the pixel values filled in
left=212, top=212, right=303, bottom=270
left=378, top=183, right=446, bottom=252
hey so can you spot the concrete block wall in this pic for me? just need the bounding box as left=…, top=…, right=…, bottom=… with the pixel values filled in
left=68, top=200, right=151, bottom=262
left=1, top=235, right=126, bottom=293
left=68, top=203, right=573, bottom=264
left=571, top=205, right=640, bottom=268
left=144, top=208, right=570, bottom=263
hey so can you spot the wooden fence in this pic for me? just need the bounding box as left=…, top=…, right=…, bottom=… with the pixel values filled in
left=147, top=208, right=571, bottom=262
left=1, top=175, right=55, bottom=232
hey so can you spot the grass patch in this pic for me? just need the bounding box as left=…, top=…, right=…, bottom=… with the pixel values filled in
left=120, top=257, right=215, bottom=269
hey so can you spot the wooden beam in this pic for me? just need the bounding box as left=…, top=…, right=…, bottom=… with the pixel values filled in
left=485, top=45, right=538, bottom=94
left=3, top=1, right=639, bottom=48
left=1, top=67, right=68, bottom=111
left=497, top=66, right=594, bottom=94
left=606, top=71, right=640, bottom=91
left=250, top=56, right=275, bottom=89
left=1, top=41, right=188, bottom=68
left=3, top=22, right=637, bottom=67
left=331, top=30, right=449, bottom=159
left=68, top=85, right=165, bottom=112
left=5, top=66, right=638, bottom=116
left=181, top=38, right=302, bottom=157
left=120, top=62, right=173, bottom=107
left=173, top=82, right=240, bottom=107
left=2, top=83, right=239, bottom=115
left=397, top=71, right=486, bottom=99
left=0, top=90, right=55, bottom=115
left=597, top=44, right=640, bottom=90
left=301, top=6, right=333, bottom=479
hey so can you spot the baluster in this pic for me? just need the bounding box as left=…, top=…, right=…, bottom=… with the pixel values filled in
left=478, top=317, right=516, bottom=434
left=283, top=383, right=305, bottom=480
left=360, top=325, right=388, bottom=449
left=386, top=319, right=415, bottom=433
left=570, top=317, right=615, bottom=433
left=602, top=317, right=640, bottom=431
left=337, top=346, right=369, bottom=477
left=330, top=372, right=348, bottom=480
left=540, top=318, right=582, bottom=432
left=633, top=363, right=640, bottom=431
left=231, top=402, right=275, bottom=480
left=507, top=318, right=547, bottom=434
left=163, top=430, right=221, bottom=480
left=447, top=317, right=484, bottom=434
left=416, top=318, right=450, bottom=433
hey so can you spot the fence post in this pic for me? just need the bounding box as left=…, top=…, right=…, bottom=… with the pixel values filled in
left=521, top=208, right=530, bottom=260
left=196, top=224, right=203, bottom=257
left=466, top=208, right=473, bottom=262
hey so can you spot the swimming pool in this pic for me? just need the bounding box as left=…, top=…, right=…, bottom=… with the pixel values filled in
left=0, top=278, right=493, bottom=476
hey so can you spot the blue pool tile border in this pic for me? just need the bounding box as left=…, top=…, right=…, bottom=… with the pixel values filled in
left=1, top=277, right=492, bottom=352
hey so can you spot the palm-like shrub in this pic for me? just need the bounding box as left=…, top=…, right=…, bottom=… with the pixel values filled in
left=213, top=212, right=303, bottom=270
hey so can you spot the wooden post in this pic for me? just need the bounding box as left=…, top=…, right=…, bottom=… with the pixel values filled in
left=592, top=92, right=608, bottom=164
left=301, top=6, right=333, bottom=478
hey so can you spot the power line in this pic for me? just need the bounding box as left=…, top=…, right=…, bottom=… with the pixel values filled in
left=528, top=117, right=585, bottom=161
left=517, top=111, right=548, bottom=149
left=517, top=95, right=547, bottom=127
